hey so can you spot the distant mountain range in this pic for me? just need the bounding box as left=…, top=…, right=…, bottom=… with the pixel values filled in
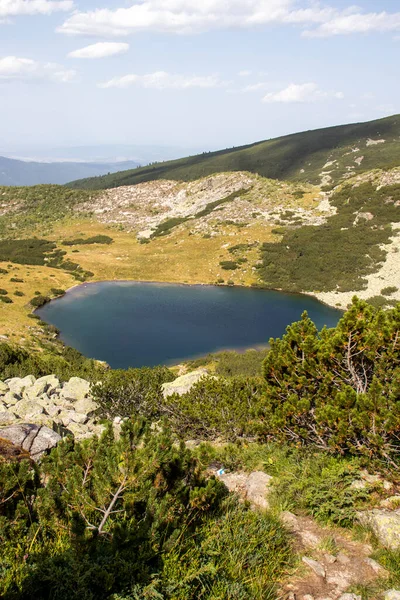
left=67, top=114, right=400, bottom=190
left=0, top=156, right=140, bottom=186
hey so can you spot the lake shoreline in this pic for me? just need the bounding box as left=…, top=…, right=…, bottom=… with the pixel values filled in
left=63, top=277, right=346, bottom=313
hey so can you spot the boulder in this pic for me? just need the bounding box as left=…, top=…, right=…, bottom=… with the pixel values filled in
left=0, top=381, right=9, bottom=394
left=73, top=397, right=98, bottom=416
left=58, top=409, right=88, bottom=427
left=357, top=509, right=400, bottom=550
left=12, top=399, right=44, bottom=420
left=384, top=591, right=400, bottom=600
left=338, top=595, right=362, bottom=600
left=0, top=423, right=61, bottom=461
left=161, top=369, right=209, bottom=398
left=6, top=375, right=36, bottom=395
left=66, top=421, right=104, bottom=441
left=24, top=375, right=59, bottom=400
left=302, top=556, right=326, bottom=578
left=0, top=411, right=17, bottom=426
left=218, top=470, right=273, bottom=510
left=60, top=377, right=90, bottom=401
left=2, top=391, right=20, bottom=406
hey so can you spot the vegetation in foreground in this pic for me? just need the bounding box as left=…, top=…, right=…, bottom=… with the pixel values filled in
left=1, top=298, right=400, bottom=598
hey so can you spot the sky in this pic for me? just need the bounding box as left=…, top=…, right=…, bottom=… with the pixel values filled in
left=0, top=0, right=399, bottom=158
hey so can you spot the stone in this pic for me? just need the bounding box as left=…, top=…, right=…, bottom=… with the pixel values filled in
left=302, top=556, right=326, bottom=578
left=337, top=553, right=351, bottom=564
left=350, top=479, right=367, bottom=490
left=303, top=596, right=314, bottom=600
left=29, top=426, right=61, bottom=460
left=364, top=557, right=387, bottom=574
left=0, top=411, right=17, bottom=426
left=384, top=591, right=400, bottom=600
left=23, top=375, right=60, bottom=401
left=245, top=471, right=273, bottom=510
left=73, top=397, right=98, bottom=416
left=12, top=399, right=44, bottom=420
left=59, top=410, right=88, bottom=427
left=281, top=511, right=300, bottom=530
left=161, top=369, right=209, bottom=398
left=44, top=402, right=61, bottom=418
left=338, top=595, right=362, bottom=600
left=66, top=422, right=98, bottom=441
left=0, top=381, right=9, bottom=394
left=60, top=377, right=90, bottom=401
left=7, top=375, right=36, bottom=395
left=324, top=554, right=337, bottom=564
left=2, top=391, right=20, bottom=406
left=358, top=509, right=400, bottom=550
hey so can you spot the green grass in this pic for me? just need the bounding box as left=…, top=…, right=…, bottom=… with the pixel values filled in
left=67, top=114, right=400, bottom=189
left=258, top=180, right=400, bottom=293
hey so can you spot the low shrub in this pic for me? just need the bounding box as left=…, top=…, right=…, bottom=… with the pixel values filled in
left=62, top=235, right=113, bottom=246
left=30, top=295, right=50, bottom=308
left=0, top=288, right=8, bottom=295
left=0, top=296, right=12, bottom=303
left=219, top=260, right=238, bottom=270
left=92, top=366, right=175, bottom=419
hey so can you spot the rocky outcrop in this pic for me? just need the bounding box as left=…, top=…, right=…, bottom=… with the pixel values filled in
left=0, top=424, right=61, bottom=461
left=357, top=509, right=400, bottom=550
left=216, top=470, right=273, bottom=510
left=0, top=375, right=118, bottom=459
left=161, top=369, right=210, bottom=398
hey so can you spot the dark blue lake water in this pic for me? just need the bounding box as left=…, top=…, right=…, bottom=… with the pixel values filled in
left=37, top=282, right=342, bottom=369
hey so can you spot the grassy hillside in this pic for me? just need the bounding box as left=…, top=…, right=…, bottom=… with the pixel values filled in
left=68, top=114, right=400, bottom=190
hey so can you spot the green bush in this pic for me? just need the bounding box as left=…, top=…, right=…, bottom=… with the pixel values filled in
left=30, top=294, right=50, bottom=308
left=14, top=290, right=24, bottom=297
left=0, top=296, right=12, bottom=303
left=62, top=235, right=113, bottom=246
left=219, top=260, right=238, bottom=270
left=50, top=287, right=66, bottom=296
left=10, top=277, right=23, bottom=282
left=0, top=422, right=291, bottom=599
left=381, top=286, right=398, bottom=296
left=162, top=376, right=265, bottom=440
left=0, top=268, right=8, bottom=274
left=92, top=366, right=175, bottom=419
left=0, top=288, right=8, bottom=295
left=261, top=298, right=400, bottom=464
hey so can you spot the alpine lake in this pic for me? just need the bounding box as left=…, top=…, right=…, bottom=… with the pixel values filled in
left=37, top=281, right=342, bottom=369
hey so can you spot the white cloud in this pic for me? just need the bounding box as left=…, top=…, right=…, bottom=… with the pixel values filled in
left=238, top=70, right=252, bottom=77
left=0, top=0, right=73, bottom=18
left=303, top=10, right=400, bottom=37
left=0, top=56, right=76, bottom=83
left=99, top=71, right=225, bottom=90
left=57, top=0, right=400, bottom=38
left=262, top=82, right=343, bottom=103
left=68, top=42, right=129, bottom=59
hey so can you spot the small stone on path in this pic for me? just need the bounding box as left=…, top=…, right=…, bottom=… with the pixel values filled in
left=302, top=556, right=326, bottom=578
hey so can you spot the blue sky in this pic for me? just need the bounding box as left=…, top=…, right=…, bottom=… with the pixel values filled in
left=0, top=0, right=399, bottom=156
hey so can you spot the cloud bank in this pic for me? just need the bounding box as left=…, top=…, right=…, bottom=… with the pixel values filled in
left=0, top=0, right=73, bottom=18
left=99, top=71, right=225, bottom=90
left=57, top=0, right=400, bottom=38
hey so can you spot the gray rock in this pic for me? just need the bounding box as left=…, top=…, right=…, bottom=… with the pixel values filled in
left=302, top=556, right=326, bottom=578
left=60, top=377, right=90, bottom=401
left=12, top=399, right=44, bottom=420
left=45, top=402, right=61, bottom=418
left=0, top=381, right=9, bottom=394
left=7, top=375, right=36, bottom=395
left=384, top=591, right=400, bottom=600
left=29, top=426, right=61, bottom=460
left=66, top=422, right=103, bottom=441
left=59, top=410, right=88, bottom=427
left=2, top=391, right=20, bottom=406
left=364, top=556, right=387, bottom=574
left=381, top=496, right=400, bottom=509
left=161, top=369, right=209, bottom=398
left=73, top=397, right=98, bottom=416
left=23, top=375, right=59, bottom=400
left=358, top=509, right=400, bottom=550
left=218, top=470, right=273, bottom=510
left=338, top=595, right=362, bottom=600
left=0, top=411, right=18, bottom=426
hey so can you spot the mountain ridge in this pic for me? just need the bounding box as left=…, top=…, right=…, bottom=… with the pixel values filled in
left=0, top=155, right=140, bottom=186
left=67, top=114, right=400, bottom=190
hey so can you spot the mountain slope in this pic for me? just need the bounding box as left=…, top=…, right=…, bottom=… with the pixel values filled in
left=67, top=114, right=400, bottom=190
left=0, top=156, right=140, bottom=186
